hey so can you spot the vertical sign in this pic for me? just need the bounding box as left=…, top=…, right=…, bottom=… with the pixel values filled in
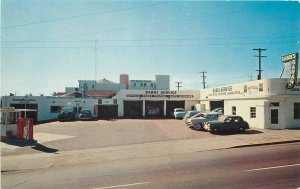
left=281, top=53, right=298, bottom=89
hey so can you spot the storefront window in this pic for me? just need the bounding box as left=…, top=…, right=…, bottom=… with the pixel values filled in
left=250, top=107, right=256, bottom=118
left=294, top=103, right=300, bottom=119
left=259, top=83, right=263, bottom=92
left=232, top=106, right=236, bottom=115
left=50, top=106, right=62, bottom=113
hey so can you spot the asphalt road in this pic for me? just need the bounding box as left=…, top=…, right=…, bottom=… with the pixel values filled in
left=2, top=142, right=299, bottom=189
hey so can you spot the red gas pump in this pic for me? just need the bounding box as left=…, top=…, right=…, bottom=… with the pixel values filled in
left=17, top=117, right=34, bottom=140
left=17, top=117, right=25, bottom=139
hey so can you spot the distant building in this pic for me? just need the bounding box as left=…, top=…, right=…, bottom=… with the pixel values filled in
left=74, top=74, right=170, bottom=98
left=129, top=75, right=170, bottom=90
left=65, top=87, right=79, bottom=93
left=78, top=78, right=127, bottom=92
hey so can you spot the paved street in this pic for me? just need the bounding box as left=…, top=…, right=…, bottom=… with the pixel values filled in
left=1, top=119, right=300, bottom=189
left=2, top=143, right=300, bottom=189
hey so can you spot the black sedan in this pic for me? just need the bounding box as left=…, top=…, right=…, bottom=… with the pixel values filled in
left=79, top=109, right=93, bottom=120
left=58, top=112, right=75, bottom=122
left=204, top=115, right=249, bottom=134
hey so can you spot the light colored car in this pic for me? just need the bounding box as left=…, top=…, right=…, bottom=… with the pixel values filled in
left=173, top=108, right=185, bottom=119
left=188, top=112, right=221, bottom=130
left=211, top=107, right=224, bottom=114
left=183, top=110, right=201, bottom=124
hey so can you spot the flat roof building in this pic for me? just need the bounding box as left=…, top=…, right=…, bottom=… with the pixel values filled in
left=199, top=78, right=300, bottom=129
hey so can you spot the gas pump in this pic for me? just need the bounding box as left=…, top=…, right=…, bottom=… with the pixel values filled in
left=1, top=108, right=36, bottom=141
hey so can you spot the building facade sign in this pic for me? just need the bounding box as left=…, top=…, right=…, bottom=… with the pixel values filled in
left=116, top=90, right=199, bottom=100
left=126, top=91, right=194, bottom=98
left=281, top=52, right=298, bottom=89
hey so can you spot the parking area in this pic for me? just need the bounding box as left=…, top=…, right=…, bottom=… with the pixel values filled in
left=1, top=119, right=214, bottom=156
left=2, top=119, right=299, bottom=157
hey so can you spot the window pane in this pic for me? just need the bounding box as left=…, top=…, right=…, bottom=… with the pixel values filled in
left=294, top=103, right=300, bottom=119
left=250, top=107, right=256, bottom=118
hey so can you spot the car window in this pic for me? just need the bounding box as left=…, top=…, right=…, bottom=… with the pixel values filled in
left=234, top=117, right=241, bottom=122
left=225, top=118, right=232, bottom=122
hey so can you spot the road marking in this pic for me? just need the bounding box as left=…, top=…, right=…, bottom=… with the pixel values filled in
left=94, top=182, right=149, bottom=189
left=245, top=163, right=300, bottom=172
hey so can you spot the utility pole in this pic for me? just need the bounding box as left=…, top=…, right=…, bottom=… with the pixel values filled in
left=199, top=71, right=207, bottom=89
left=249, top=75, right=254, bottom=81
left=94, top=40, right=98, bottom=81
left=175, top=82, right=182, bottom=91
left=253, top=48, right=267, bottom=80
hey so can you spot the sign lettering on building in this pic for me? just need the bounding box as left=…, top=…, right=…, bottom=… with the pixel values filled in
left=126, top=90, right=194, bottom=99
left=281, top=52, right=298, bottom=89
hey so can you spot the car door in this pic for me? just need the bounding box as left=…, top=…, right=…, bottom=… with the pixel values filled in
left=231, top=117, right=242, bottom=131
left=222, top=117, right=233, bottom=132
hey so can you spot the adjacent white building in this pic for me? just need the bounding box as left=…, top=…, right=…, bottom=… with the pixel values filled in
left=1, top=96, right=98, bottom=122
left=199, top=78, right=300, bottom=129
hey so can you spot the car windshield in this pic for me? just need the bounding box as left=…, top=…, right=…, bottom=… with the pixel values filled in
left=192, top=113, right=205, bottom=118
left=175, top=108, right=184, bottom=112
left=81, top=110, right=90, bottom=114
left=218, top=115, right=227, bottom=122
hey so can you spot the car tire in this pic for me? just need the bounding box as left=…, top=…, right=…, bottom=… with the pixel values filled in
left=239, top=127, right=245, bottom=133
left=194, top=123, right=202, bottom=131
left=211, top=127, right=219, bottom=134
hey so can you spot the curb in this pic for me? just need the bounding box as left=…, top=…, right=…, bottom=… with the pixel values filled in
left=230, top=140, right=300, bottom=149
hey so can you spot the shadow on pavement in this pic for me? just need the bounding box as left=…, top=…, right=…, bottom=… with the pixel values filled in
left=3, top=138, right=37, bottom=147
left=244, top=129, right=264, bottom=134
left=212, top=129, right=264, bottom=136
left=2, top=138, right=59, bottom=153
left=31, top=143, right=58, bottom=153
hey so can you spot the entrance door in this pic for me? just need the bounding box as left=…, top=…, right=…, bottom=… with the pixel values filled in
left=270, top=108, right=279, bottom=129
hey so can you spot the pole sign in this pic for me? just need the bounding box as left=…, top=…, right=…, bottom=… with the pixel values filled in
left=281, top=53, right=298, bottom=89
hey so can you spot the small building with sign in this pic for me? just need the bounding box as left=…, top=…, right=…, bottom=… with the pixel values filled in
left=1, top=96, right=98, bottom=122
left=199, top=78, right=300, bottom=129
left=113, top=90, right=200, bottom=117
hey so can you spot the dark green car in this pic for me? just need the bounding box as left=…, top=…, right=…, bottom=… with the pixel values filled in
left=204, top=115, right=249, bottom=134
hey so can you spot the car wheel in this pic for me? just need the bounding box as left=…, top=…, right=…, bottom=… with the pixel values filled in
left=194, top=123, right=202, bottom=131
left=212, top=127, right=219, bottom=133
left=239, top=127, right=245, bottom=133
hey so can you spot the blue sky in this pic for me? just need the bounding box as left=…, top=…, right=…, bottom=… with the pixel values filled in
left=1, top=1, right=299, bottom=96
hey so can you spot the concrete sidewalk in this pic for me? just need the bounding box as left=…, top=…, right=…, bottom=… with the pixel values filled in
left=2, top=129, right=300, bottom=172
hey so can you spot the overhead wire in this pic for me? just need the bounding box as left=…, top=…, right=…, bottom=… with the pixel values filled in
left=1, top=2, right=166, bottom=29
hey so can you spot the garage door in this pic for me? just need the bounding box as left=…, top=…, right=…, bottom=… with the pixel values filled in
left=98, top=105, right=118, bottom=119
left=210, top=100, right=224, bottom=110
left=123, top=100, right=143, bottom=117
left=145, top=101, right=164, bottom=117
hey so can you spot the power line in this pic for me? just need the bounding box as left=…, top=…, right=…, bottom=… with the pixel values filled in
left=2, top=35, right=297, bottom=43
left=175, top=82, right=182, bottom=91
left=253, top=48, right=267, bottom=80
left=200, top=71, right=207, bottom=89
left=1, top=2, right=163, bottom=29
left=1, top=41, right=296, bottom=49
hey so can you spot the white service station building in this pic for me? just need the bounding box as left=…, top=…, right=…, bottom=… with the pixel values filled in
left=113, top=90, right=200, bottom=117
left=200, top=78, right=300, bottom=129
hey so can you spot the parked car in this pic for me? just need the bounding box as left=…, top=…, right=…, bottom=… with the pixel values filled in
left=58, top=112, right=75, bottom=122
left=211, top=107, right=224, bottom=114
left=204, top=115, right=249, bottom=134
left=173, top=108, right=185, bottom=119
left=188, top=112, right=220, bottom=130
left=79, top=109, right=93, bottom=120
left=183, top=110, right=201, bottom=124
